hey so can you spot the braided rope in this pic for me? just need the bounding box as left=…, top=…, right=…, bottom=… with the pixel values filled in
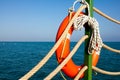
left=88, top=17, right=103, bottom=55
left=74, top=15, right=103, bottom=54
left=92, top=66, right=120, bottom=75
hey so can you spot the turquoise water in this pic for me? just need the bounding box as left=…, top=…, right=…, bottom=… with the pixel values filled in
left=0, top=42, right=120, bottom=80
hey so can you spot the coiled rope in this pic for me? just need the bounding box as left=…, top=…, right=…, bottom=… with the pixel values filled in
left=19, top=5, right=87, bottom=80
left=92, top=66, right=120, bottom=76
left=74, top=14, right=103, bottom=55
left=44, top=35, right=88, bottom=80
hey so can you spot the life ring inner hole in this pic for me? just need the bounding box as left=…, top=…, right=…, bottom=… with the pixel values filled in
left=70, top=29, right=85, bottom=66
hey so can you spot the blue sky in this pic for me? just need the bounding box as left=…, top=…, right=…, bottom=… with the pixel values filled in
left=0, top=0, right=120, bottom=42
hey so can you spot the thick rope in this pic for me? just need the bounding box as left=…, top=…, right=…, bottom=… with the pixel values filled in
left=93, top=7, right=120, bottom=24
left=19, top=5, right=87, bottom=80
left=74, top=66, right=88, bottom=80
left=44, top=35, right=88, bottom=80
left=92, top=66, right=120, bottom=75
left=103, top=43, right=120, bottom=54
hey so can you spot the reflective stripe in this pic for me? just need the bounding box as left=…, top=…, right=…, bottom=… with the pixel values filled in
left=96, top=51, right=100, bottom=55
left=66, top=33, right=71, bottom=40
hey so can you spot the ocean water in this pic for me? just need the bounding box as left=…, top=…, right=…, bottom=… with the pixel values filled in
left=0, top=42, right=120, bottom=80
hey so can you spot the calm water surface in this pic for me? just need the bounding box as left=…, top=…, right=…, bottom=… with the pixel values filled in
left=0, top=42, right=120, bottom=80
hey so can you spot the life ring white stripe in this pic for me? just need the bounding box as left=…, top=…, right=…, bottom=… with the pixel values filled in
left=66, top=33, right=71, bottom=40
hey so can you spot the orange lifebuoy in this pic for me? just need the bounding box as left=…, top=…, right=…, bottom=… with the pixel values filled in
left=55, top=12, right=99, bottom=79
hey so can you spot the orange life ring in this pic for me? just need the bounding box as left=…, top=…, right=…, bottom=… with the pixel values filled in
left=55, top=12, right=99, bottom=79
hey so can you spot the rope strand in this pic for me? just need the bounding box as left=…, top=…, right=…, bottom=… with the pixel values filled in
left=93, top=7, right=120, bottom=24
left=103, top=43, right=120, bottom=54
left=92, top=66, right=120, bottom=75
left=74, top=66, right=88, bottom=80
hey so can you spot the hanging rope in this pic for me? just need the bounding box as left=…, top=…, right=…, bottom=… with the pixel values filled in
left=92, top=66, right=120, bottom=75
left=19, top=5, right=87, bottom=80
left=74, top=66, right=88, bottom=80
left=103, top=43, right=120, bottom=54
left=93, top=7, right=120, bottom=24
left=44, top=35, right=88, bottom=80
left=73, top=14, right=103, bottom=54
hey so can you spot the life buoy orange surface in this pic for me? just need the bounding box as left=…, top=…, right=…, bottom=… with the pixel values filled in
left=55, top=12, right=99, bottom=79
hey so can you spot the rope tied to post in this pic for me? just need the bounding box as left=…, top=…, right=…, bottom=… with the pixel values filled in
left=74, top=14, right=103, bottom=54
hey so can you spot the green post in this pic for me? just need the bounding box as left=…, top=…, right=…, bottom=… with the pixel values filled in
left=84, top=0, right=93, bottom=80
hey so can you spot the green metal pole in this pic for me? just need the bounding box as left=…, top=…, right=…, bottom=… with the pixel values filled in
left=84, top=0, right=93, bottom=80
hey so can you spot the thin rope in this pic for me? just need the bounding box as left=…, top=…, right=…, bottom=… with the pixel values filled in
left=103, top=43, right=120, bottom=54
left=74, top=66, right=88, bottom=80
left=44, top=35, right=88, bottom=80
left=92, top=66, right=120, bottom=75
left=56, top=61, right=67, bottom=80
left=60, top=35, right=67, bottom=59
left=68, top=11, right=73, bottom=22
left=93, top=7, right=120, bottom=24
left=59, top=71, right=67, bottom=80
left=19, top=5, right=87, bottom=80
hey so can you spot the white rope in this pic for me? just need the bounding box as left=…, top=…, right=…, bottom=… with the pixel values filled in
left=103, top=43, right=120, bottom=54
left=74, top=15, right=103, bottom=54
left=93, top=7, right=120, bottom=25
left=74, top=66, right=88, bottom=80
left=92, top=66, right=120, bottom=76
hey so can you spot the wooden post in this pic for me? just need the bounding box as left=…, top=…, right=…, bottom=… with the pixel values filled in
left=84, top=0, right=93, bottom=80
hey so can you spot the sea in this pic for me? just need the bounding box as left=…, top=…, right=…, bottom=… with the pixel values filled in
left=0, top=42, right=120, bottom=80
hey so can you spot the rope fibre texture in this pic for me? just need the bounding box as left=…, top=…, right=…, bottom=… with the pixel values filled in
left=74, top=14, right=103, bottom=55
